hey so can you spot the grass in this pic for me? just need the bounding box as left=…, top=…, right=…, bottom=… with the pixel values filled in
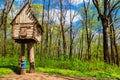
left=0, top=55, right=120, bottom=79
left=36, top=67, right=117, bottom=79
left=0, top=68, right=13, bottom=76
left=36, top=67, right=85, bottom=77
left=35, top=58, right=120, bottom=79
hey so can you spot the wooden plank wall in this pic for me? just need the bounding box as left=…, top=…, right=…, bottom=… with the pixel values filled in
left=15, top=5, right=33, bottom=24
left=13, top=24, right=34, bottom=39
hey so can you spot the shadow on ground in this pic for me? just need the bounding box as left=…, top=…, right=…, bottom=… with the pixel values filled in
left=0, top=65, right=19, bottom=74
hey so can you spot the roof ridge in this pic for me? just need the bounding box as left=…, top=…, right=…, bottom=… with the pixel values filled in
left=10, top=2, right=30, bottom=24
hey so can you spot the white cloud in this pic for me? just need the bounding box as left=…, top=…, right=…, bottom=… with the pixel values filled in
left=44, top=9, right=81, bottom=25
left=44, top=9, right=60, bottom=24
left=71, top=0, right=91, bottom=5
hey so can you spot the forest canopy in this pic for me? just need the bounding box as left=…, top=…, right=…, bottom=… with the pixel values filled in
left=0, top=0, right=120, bottom=78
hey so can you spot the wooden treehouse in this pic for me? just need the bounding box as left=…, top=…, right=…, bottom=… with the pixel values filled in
left=11, top=3, right=43, bottom=43
left=11, top=2, right=43, bottom=74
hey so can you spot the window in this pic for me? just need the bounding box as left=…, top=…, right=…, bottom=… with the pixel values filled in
left=20, top=27, right=27, bottom=37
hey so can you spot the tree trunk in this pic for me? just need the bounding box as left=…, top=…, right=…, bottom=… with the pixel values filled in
left=78, top=31, right=84, bottom=60
left=49, top=27, right=52, bottom=55
left=114, top=33, right=119, bottom=66
left=101, top=17, right=110, bottom=63
left=109, top=15, right=115, bottom=64
left=109, top=14, right=119, bottom=66
left=3, top=13, right=7, bottom=57
left=57, top=26, right=61, bottom=58
left=110, top=25, right=115, bottom=64
left=11, top=40, right=14, bottom=55
left=96, top=32, right=101, bottom=59
left=1, top=0, right=14, bottom=57
left=69, top=5, right=73, bottom=59
left=113, top=25, right=119, bottom=66
left=60, top=0, right=67, bottom=55
left=45, top=24, right=48, bottom=54
left=40, top=0, right=46, bottom=57
left=83, top=0, right=91, bottom=60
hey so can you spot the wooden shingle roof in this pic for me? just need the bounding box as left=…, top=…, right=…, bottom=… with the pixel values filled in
left=11, top=2, right=43, bottom=32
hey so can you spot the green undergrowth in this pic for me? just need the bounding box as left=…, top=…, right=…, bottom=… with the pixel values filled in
left=0, top=55, right=120, bottom=79
left=35, top=57, right=120, bottom=79
left=0, top=68, right=13, bottom=76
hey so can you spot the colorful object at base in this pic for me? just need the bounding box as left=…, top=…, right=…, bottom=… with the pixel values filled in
left=21, top=60, right=27, bottom=69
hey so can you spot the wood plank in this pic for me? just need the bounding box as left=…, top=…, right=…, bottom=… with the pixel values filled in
left=28, top=42, right=35, bottom=73
left=20, top=43, right=26, bottom=75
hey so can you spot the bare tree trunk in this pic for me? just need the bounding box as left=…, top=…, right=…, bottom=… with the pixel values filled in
left=11, top=40, right=14, bottom=55
left=69, top=0, right=73, bottom=59
left=92, top=0, right=120, bottom=63
left=69, top=22, right=73, bottom=58
left=96, top=32, right=101, bottom=59
left=3, top=13, right=7, bottom=57
left=57, top=26, right=61, bottom=58
left=114, top=30, right=119, bottom=66
left=59, top=0, right=67, bottom=55
left=0, top=0, right=14, bottom=57
left=78, top=29, right=84, bottom=60
left=101, top=17, right=110, bottom=63
left=83, top=0, right=91, bottom=60
left=109, top=13, right=119, bottom=66
left=49, top=27, right=52, bottom=55
left=109, top=15, right=115, bottom=64
left=40, top=0, right=46, bottom=56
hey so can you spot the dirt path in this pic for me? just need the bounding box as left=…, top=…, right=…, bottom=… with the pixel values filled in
left=0, top=72, right=98, bottom=80
left=0, top=73, right=82, bottom=80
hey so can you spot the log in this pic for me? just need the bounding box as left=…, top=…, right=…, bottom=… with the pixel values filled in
left=20, top=43, right=26, bottom=75
left=28, top=42, right=35, bottom=73
left=20, top=69, right=26, bottom=75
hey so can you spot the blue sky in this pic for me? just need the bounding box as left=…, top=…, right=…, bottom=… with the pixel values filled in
left=0, top=0, right=91, bottom=26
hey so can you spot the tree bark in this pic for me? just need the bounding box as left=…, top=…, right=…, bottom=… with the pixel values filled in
left=1, top=0, right=14, bottom=57
left=78, top=29, right=84, bottom=60
left=83, top=0, right=91, bottom=60
left=3, top=13, right=7, bottom=57
left=57, top=26, right=61, bottom=58
left=101, top=16, right=110, bottom=63
left=96, top=32, right=101, bottom=59
left=69, top=0, right=73, bottom=59
left=109, top=13, right=119, bottom=66
left=59, top=0, right=67, bottom=55
left=45, top=0, right=50, bottom=55
left=40, top=0, right=46, bottom=57
left=109, top=15, right=115, bottom=64
left=49, top=27, right=52, bottom=55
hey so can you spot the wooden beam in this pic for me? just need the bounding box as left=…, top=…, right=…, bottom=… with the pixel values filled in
left=12, top=23, right=34, bottom=25
left=20, top=43, right=26, bottom=75
left=20, top=43, right=25, bottom=58
left=28, top=42, right=35, bottom=73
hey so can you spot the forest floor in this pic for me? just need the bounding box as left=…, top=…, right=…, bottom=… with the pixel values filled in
left=0, top=72, right=104, bottom=80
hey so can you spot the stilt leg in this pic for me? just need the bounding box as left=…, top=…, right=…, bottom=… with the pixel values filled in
left=20, top=43, right=26, bottom=75
left=28, top=42, right=35, bottom=73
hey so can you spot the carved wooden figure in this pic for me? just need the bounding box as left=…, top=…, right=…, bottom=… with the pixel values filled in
left=11, top=2, right=43, bottom=74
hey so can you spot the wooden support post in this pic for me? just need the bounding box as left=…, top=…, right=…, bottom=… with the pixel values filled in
left=20, top=43, right=25, bottom=57
left=28, top=42, right=35, bottom=73
left=20, top=43, right=26, bottom=75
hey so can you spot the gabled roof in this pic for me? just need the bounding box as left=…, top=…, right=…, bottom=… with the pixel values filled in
left=11, top=2, right=43, bottom=32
